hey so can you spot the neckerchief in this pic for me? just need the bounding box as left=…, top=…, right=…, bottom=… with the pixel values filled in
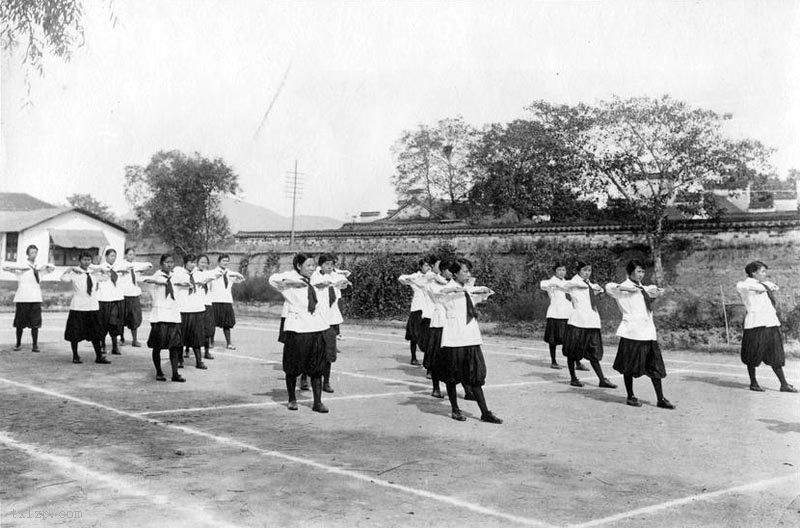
left=465, top=290, right=478, bottom=324
left=30, top=264, right=40, bottom=284
left=583, top=278, right=598, bottom=311
left=164, top=272, right=175, bottom=300
left=300, top=276, right=317, bottom=314
left=130, top=265, right=137, bottom=286
left=110, top=267, right=118, bottom=286
left=633, top=281, right=653, bottom=313
left=223, top=270, right=229, bottom=288
left=85, top=271, right=93, bottom=295
left=188, top=271, right=196, bottom=295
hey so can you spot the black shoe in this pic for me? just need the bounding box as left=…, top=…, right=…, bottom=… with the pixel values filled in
left=131, top=341, right=142, bottom=348
left=451, top=410, right=466, bottom=421
left=425, top=370, right=432, bottom=379
left=626, top=396, right=642, bottom=407
left=576, top=362, right=589, bottom=371
left=195, top=363, right=208, bottom=370
left=431, top=389, right=444, bottom=399
left=156, top=374, right=166, bottom=381
left=95, top=356, right=111, bottom=364
left=287, top=401, right=298, bottom=411
left=410, top=359, right=421, bottom=366
left=31, top=346, right=41, bottom=353
left=300, top=382, right=310, bottom=391
left=657, top=398, right=675, bottom=409
left=13, top=345, right=21, bottom=351
left=312, top=403, right=329, bottom=413
left=599, top=378, right=617, bottom=389
left=463, top=392, right=477, bottom=401
left=550, top=363, right=562, bottom=369
left=72, top=356, right=82, bottom=364
left=204, top=352, right=215, bottom=360
left=119, top=337, right=125, bottom=345
left=111, top=348, right=121, bottom=355
left=750, top=384, right=765, bottom=392
left=481, top=412, right=503, bottom=424
left=177, top=363, right=184, bottom=369
left=171, top=375, right=186, bottom=382
left=322, top=384, right=335, bottom=393
left=184, top=350, right=191, bottom=358
left=570, top=379, right=584, bottom=387
left=780, top=384, right=798, bottom=393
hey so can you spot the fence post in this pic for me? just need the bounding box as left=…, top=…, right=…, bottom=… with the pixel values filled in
left=720, top=284, right=730, bottom=344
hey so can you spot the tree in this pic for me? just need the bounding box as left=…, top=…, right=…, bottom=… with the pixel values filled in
left=528, top=95, right=773, bottom=285
left=468, top=119, right=584, bottom=222
left=391, top=116, right=479, bottom=212
left=124, top=150, right=241, bottom=255
left=66, top=193, right=118, bottom=223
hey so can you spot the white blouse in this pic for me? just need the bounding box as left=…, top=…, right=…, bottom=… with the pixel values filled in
left=172, top=267, right=207, bottom=314
left=207, top=267, right=242, bottom=304
left=3, top=262, right=54, bottom=303
left=605, top=279, right=658, bottom=341
left=117, top=261, right=153, bottom=297
left=426, top=277, right=451, bottom=329
left=61, top=268, right=106, bottom=311
left=269, top=270, right=328, bottom=333
left=736, top=277, right=780, bottom=329
left=540, top=276, right=574, bottom=320
left=146, top=271, right=182, bottom=323
left=564, top=275, right=602, bottom=329
left=95, top=263, right=126, bottom=302
left=440, top=280, right=493, bottom=348
left=398, top=271, right=426, bottom=312
left=311, top=269, right=348, bottom=326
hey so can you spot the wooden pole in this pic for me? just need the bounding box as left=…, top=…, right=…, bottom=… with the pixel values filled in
left=290, top=159, right=298, bottom=249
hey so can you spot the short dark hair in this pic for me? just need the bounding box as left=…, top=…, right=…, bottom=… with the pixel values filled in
left=626, top=259, right=646, bottom=275
left=576, top=261, right=590, bottom=272
left=439, top=259, right=453, bottom=274
left=105, top=248, right=117, bottom=257
left=426, top=254, right=441, bottom=266
left=183, top=254, right=197, bottom=265
left=318, top=253, right=337, bottom=266
left=745, top=261, right=767, bottom=277
left=448, top=258, right=473, bottom=275
left=293, top=253, right=313, bottom=272
left=218, top=253, right=230, bottom=262
left=552, top=261, right=566, bottom=271
left=417, top=258, right=428, bottom=271
left=79, top=251, right=93, bottom=260
left=125, top=247, right=136, bottom=255
left=159, top=253, right=173, bottom=265
left=25, top=244, right=38, bottom=256
left=197, top=254, right=210, bottom=265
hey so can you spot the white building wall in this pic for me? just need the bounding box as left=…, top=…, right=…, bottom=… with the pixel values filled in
left=1, top=211, right=126, bottom=281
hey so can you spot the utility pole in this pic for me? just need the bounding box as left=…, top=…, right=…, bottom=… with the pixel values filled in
left=284, top=161, right=304, bottom=249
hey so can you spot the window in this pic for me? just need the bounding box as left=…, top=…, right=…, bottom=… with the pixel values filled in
left=49, top=240, right=99, bottom=266
left=5, top=232, right=18, bottom=261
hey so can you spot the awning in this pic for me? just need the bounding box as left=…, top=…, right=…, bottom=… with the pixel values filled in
left=49, top=229, right=109, bottom=249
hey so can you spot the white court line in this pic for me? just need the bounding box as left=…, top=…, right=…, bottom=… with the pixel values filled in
left=568, top=472, right=800, bottom=528
left=137, top=388, right=431, bottom=416
left=0, top=430, right=243, bottom=528
left=0, top=377, right=556, bottom=528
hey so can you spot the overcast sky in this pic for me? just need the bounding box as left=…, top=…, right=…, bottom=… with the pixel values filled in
left=1, top=0, right=798, bottom=221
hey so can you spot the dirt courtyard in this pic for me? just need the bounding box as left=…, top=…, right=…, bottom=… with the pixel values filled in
left=1, top=312, right=799, bottom=528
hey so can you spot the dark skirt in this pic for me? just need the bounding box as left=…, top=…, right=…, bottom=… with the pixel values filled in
left=64, top=310, right=103, bottom=343
left=181, top=312, right=206, bottom=349
left=278, top=317, right=286, bottom=344
left=13, top=302, right=42, bottom=329
left=405, top=310, right=423, bottom=343
left=330, top=324, right=340, bottom=335
left=613, top=338, right=667, bottom=379
left=544, top=318, right=568, bottom=345
left=562, top=325, right=604, bottom=361
left=282, top=330, right=327, bottom=377
left=423, top=326, right=443, bottom=372
left=213, top=302, right=236, bottom=328
left=322, top=326, right=338, bottom=363
left=203, top=305, right=215, bottom=339
left=123, top=296, right=143, bottom=330
left=741, top=326, right=785, bottom=368
left=437, top=345, right=488, bottom=386
left=418, top=317, right=431, bottom=353
left=98, top=300, right=125, bottom=336
left=147, top=322, right=183, bottom=350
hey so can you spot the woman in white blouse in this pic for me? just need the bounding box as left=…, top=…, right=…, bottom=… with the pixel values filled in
left=438, top=258, right=502, bottom=424
left=269, top=253, right=331, bottom=413
left=60, top=251, right=110, bottom=365
left=607, top=260, right=673, bottom=409
left=540, top=262, right=574, bottom=370
left=3, top=244, right=54, bottom=352
left=736, top=261, right=796, bottom=393
left=399, top=257, right=433, bottom=366
left=561, top=261, right=617, bottom=390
